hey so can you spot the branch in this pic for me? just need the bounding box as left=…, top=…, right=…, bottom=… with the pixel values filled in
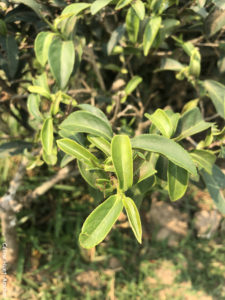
left=135, top=120, right=151, bottom=136
left=0, top=157, right=28, bottom=213
left=83, top=46, right=106, bottom=91
left=25, top=166, right=78, bottom=204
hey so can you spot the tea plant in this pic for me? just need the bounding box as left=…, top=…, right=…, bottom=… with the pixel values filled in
left=0, top=0, right=224, bottom=254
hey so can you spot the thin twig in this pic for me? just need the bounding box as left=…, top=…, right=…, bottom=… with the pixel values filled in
left=83, top=46, right=106, bottom=91
left=205, top=113, right=220, bottom=121
left=110, top=95, right=122, bottom=126
left=135, top=120, right=151, bottom=136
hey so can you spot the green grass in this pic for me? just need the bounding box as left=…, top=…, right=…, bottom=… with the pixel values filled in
left=0, top=173, right=224, bottom=300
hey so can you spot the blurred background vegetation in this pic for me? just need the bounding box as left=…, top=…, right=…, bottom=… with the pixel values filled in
left=0, top=0, right=225, bottom=299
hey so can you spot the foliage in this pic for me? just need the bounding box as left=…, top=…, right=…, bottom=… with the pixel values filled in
left=0, top=0, right=224, bottom=250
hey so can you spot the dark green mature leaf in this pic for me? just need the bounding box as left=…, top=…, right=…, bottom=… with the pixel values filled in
left=57, top=138, right=99, bottom=166
left=34, top=32, right=55, bottom=66
left=201, top=164, right=225, bottom=214
left=27, top=94, right=43, bottom=122
left=91, top=0, right=112, bottom=15
left=59, top=111, right=113, bottom=141
left=123, top=196, right=142, bottom=243
left=61, top=3, right=90, bottom=16
left=128, top=175, right=155, bottom=208
left=48, top=38, right=75, bottom=89
left=0, top=35, right=19, bottom=79
left=131, top=0, right=145, bottom=20
left=12, top=0, right=47, bottom=18
left=0, top=141, right=32, bottom=158
left=78, top=160, right=109, bottom=189
left=145, top=109, right=173, bottom=138
left=190, top=149, right=216, bottom=174
left=126, top=7, right=140, bottom=43
left=167, top=161, right=188, bottom=201
left=143, top=16, right=161, bottom=56
left=131, top=134, right=197, bottom=175
left=204, top=80, right=225, bottom=119
left=174, top=107, right=212, bottom=141
left=111, top=135, right=133, bottom=191
left=41, top=118, right=54, bottom=155
left=79, top=194, right=123, bottom=248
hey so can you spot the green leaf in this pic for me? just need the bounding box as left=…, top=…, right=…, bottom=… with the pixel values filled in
left=145, top=109, right=173, bottom=138
left=159, top=58, right=185, bottom=71
left=182, top=99, right=199, bottom=114
left=57, top=138, right=99, bottom=167
left=205, top=8, right=225, bottom=37
left=116, top=0, right=132, bottom=10
left=201, top=164, right=225, bottom=214
left=143, top=16, right=161, bottom=56
left=0, top=35, right=19, bottom=80
left=48, top=38, right=75, bottom=89
left=189, top=48, right=201, bottom=77
left=131, top=134, right=197, bottom=175
left=131, top=0, right=145, bottom=20
left=136, top=155, right=157, bottom=183
left=0, top=19, right=7, bottom=36
left=41, top=117, right=54, bottom=155
left=182, top=41, right=195, bottom=57
left=91, top=0, right=112, bottom=15
left=0, top=141, right=32, bottom=158
left=159, top=18, right=180, bottom=41
left=33, top=72, right=50, bottom=93
left=167, top=161, right=189, bottom=201
left=125, top=75, right=143, bottom=95
left=123, top=196, right=142, bottom=243
left=79, top=194, right=123, bottom=248
left=59, top=111, right=113, bottom=141
left=204, top=80, right=225, bottom=119
left=78, top=104, right=108, bottom=122
left=190, top=149, right=216, bottom=174
left=27, top=94, right=43, bottom=122
left=58, top=15, right=77, bottom=40
left=60, top=154, right=75, bottom=167
left=174, top=107, right=212, bottom=141
left=42, top=146, right=57, bottom=166
left=111, top=135, right=133, bottom=192
left=78, top=160, right=109, bottom=189
left=107, top=25, right=125, bottom=55
left=28, top=85, right=51, bottom=99
left=12, top=0, right=47, bottom=18
left=88, top=135, right=111, bottom=156
left=34, top=32, right=55, bottom=67
left=61, top=3, right=91, bottom=16
left=165, top=110, right=180, bottom=135
left=126, top=7, right=140, bottom=43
